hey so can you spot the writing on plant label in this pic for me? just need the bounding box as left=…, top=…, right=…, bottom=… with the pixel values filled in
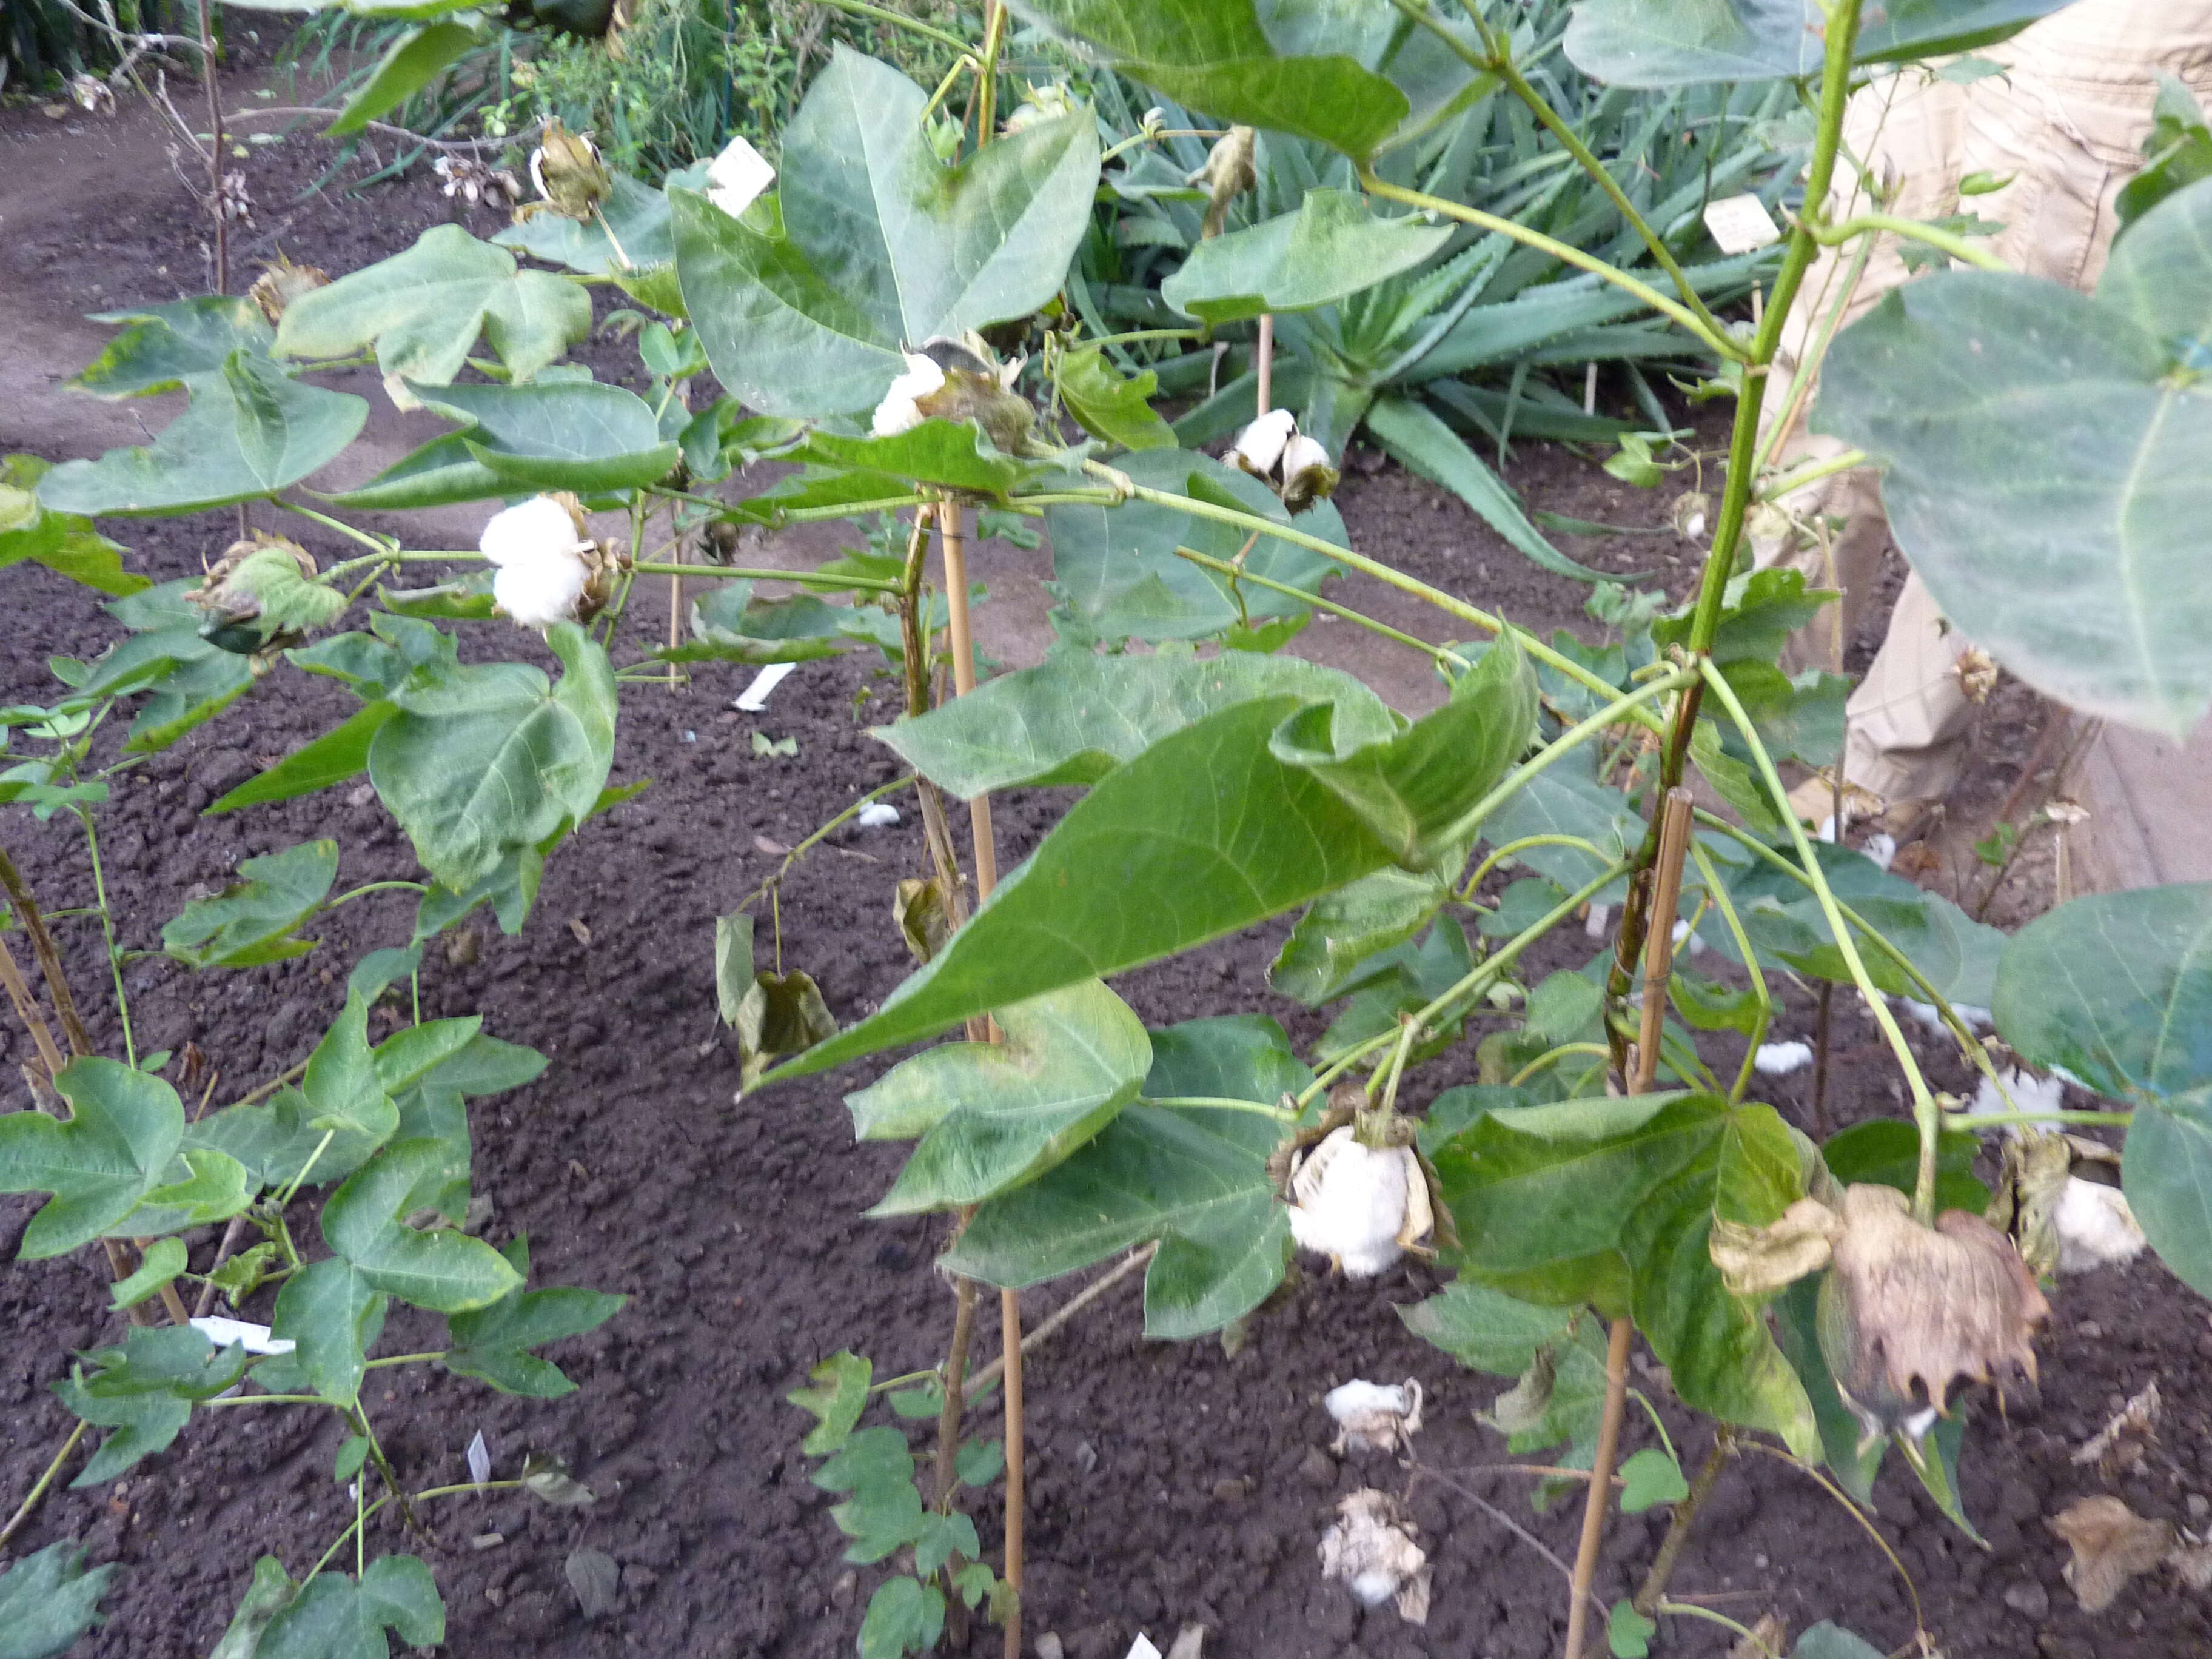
left=1703, top=193, right=1782, bottom=254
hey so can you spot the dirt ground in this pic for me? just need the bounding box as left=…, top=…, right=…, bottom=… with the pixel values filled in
left=2, top=49, right=2207, bottom=1659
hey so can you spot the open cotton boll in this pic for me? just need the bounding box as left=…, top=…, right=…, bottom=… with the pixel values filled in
left=1225, top=407, right=1296, bottom=478
left=2055, top=1177, right=2147, bottom=1273
left=1966, top=1067, right=2067, bottom=1134
left=1318, top=1490, right=1430, bottom=1623
left=1326, top=1378, right=1423, bottom=1454
left=480, top=494, right=590, bottom=566
left=1755, top=1041, right=1814, bottom=1076
left=705, top=134, right=775, bottom=218
left=872, top=351, right=947, bottom=437
left=1287, top=1127, right=1427, bottom=1279
left=494, top=554, right=590, bottom=629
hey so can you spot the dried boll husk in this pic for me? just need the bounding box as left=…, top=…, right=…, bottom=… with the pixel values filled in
left=894, top=337, right=1037, bottom=455
left=247, top=254, right=330, bottom=324
left=189, top=534, right=340, bottom=655
left=1816, top=1183, right=2047, bottom=1449
left=2048, top=1495, right=2174, bottom=1613
left=1188, top=125, right=1256, bottom=240
left=1317, top=1489, right=1430, bottom=1623
left=523, top=122, right=611, bottom=222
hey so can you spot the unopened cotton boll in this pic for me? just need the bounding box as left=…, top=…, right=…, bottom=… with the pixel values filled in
left=705, top=134, right=776, bottom=218
left=1225, top=407, right=1296, bottom=478
left=872, top=352, right=947, bottom=437
left=1286, top=1127, right=1429, bottom=1279
left=1754, top=1041, right=1814, bottom=1076
left=2055, top=1177, right=2147, bottom=1273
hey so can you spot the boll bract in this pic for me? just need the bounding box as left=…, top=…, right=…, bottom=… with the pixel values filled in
left=480, top=494, right=611, bottom=629
left=1286, top=1126, right=1432, bottom=1279
left=705, top=134, right=776, bottom=220
left=525, top=121, right=611, bottom=221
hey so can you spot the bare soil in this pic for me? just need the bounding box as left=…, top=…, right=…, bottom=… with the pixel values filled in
left=1, top=52, right=2203, bottom=1659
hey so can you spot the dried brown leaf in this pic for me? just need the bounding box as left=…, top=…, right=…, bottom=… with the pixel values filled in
left=1728, top=1614, right=1786, bottom=1659
left=1711, top=1196, right=1845, bottom=1296
left=2049, top=1495, right=2173, bottom=1612
left=2073, top=1381, right=2160, bottom=1478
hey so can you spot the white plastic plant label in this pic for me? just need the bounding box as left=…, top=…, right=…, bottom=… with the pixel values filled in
left=1703, top=192, right=1782, bottom=253
left=190, top=1316, right=295, bottom=1355
left=734, top=662, right=796, bottom=711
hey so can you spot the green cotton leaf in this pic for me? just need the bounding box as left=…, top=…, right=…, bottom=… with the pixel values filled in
left=1042, top=445, right=1344, bottom=643
left=57, top=1326, right=253, bottom=1486
left=1362, top=395, right=1610, bottom=581
left=372, top=1017, right=483, bottom=1093
left=271, top=1256, right=388, bottom=1407
left=1994, top=883, right=2212, bottom=1295
left=1269, top=632, right=1537, bottom=871
left=0, top=1057, right=184, bottom=1258
left=0, top=1541, right=119, bottom=1659
left=1688, top=717, right=1786, bottom=840
left=1056, top=346, right=1174, bottom=451
left=662, top=580, right=848, bottom=667
left=208, top=700, right=398, bottom=814
left=1607, top=1600, right=1657, bottom=1658
left=954, top=1437, right=1004, bottom=1489
left=413, top=844, right=544, bottom=940
left=0, top=456, right=147, bottom=596
left=1270, top=866, right=1449, bottom=1005
left=887, top=1381, right=944, bottom=1420
left=107, top=1237, right=188, bottom=1310
left=275, top=224, right=591, bottom=391
left=797, top=425, right=1044, bottom=501
left=714, top=911, right=757, bottom=1027
left=256, top=1555, right=444, bottom=1659
left=36, top=350, right=369, bottom=517
left=848, top=980, right=1151, bottom=1215
left=1772, top=1275, right=1884, bottom=1505
left=945, top=1038, right=1293, bottom=1341
left=68, top=295, right=274, bottom=399
left=789, top=1351, right=872, bottom=1456
left=404, top=377, right=681, bottom=495
left=1654, top=567, right=1835, bottom=665
left=2116, top=76, right=2212, bottom=235
left=1792, top=1626, right=1887, bottom=1659
left=326, top=17, right=483, bottom=135
left=1399, top=1279, right=1575, bottom=1376
left=320, top=1140, right=525, bottom=1312
left=187, top=996, right=404, bottom=1193
left=160, top=839, right=339, bottom=968
left=1721, top=660, right=1848, bottom=771
left=494, top=169, right=677, bottom=276
left=1817, top=177, right=2212, bottom=737
left=116, top=1148, right=256, bottom=1236
left=768, top=694, right=1401, bottom=1081
left=369, top=623, right=617, bottom=891
left=1162, top=189, right=1453, bottom=323
left=1431, top=1091, right=1818, bottom=1456
left=209, top=1557, right=298, bottom=1659
left=1005, top=0, right=1490, bottom=161
left=444, top=1236, right=625, bottom=1398
left=876, top=646, right=1391, bottom=798
left=857, top=1576, right=945, bottom=1659
left=1820, top=1120, right=1988, bottom=1215
left=1616, top=1447, right=1689, bottom=1513
left=1563, top=0, right=2076, bottom=87
left=671, top=48, right=1098, bottom=418
left=1480, top=747, right=1643, bottom=903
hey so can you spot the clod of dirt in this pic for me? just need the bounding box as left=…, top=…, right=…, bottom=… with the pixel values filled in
left=1324, top=1378, right=1423, bottom=1456
left=2072, top=1381, right=2159, bottom=1478
left=1316, top=1488, right=1430, bottom=1624
left=2048, top=1495, right=2174, bottom=1612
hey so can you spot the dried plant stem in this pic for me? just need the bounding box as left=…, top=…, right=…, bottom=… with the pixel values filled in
left=197, top=0, right=225, bottom=293
left=666, top=534, right=684, bottom=693
left=1255, top=312, right=1274, bottom=414
left=1631, top=1430, right=1736, bottom=1618
left=0, top=1419, right=89, bottom=1552
left=0, top=933, right=68, bottom=1083
left=1632, top=789, right=1695, bottom=1093
left=1564, top=1305, right=1633, bottom=1657
left=933, top=1272, right=982, bottom=1510
left=0, top=845, right=95, bottom=1059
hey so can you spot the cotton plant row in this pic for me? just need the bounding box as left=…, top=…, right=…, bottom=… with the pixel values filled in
left=5, top=1, right=2212, bottom=1657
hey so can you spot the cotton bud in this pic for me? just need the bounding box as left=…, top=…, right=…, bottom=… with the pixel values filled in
left=1225, top=408, right=1296, bottom=479
left=1278, top=432, right=1339, bottom=514
left=705, top=134, right=776, bottom=220
left=247, top=253, right=329, bottom=324
left=525, top=121, right=611, bottom=222
left=1188, top=124, right=1256, bottom=240
left=1001, top=84, right=1073, bottom=134
left=1671, top=490, right=1710, bottom=542
left=1317, top=1490, right=1430, bottom=1623
left=480, top=493, right=615, bottom=629
left=1324, top=1378, right=1423, bottom=1455
left=1285, top=1125, right=1433, bottom=1279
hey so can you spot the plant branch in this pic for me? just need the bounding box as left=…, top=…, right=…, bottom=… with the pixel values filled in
left=809, top=0, right=974, bottom=55
left=964, top=1244, right=1158, bottom=1400
left=1686, top=840, right=1774, bottom=1102
left=1801, top=212, right=2008, bottom=271
left=1172, top=545, right=1469, bottom=667
left=0, top=1419, right=89, bottom=1551
left=1755, top=447, right=1870, bottom=502
left=1564, top=1314, right=1635, bottom=1659
left=0, top=933, right=69, bottom=1084
left=1632, top=1430, right=1735, bottom=1617
left=0, top=844, right=95, bottom=1057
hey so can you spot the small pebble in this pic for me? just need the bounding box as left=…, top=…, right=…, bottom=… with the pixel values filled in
left=1036, top=1636, right=1065, bottom=1659
left=2005, top=1580, right=2050, bottom=1618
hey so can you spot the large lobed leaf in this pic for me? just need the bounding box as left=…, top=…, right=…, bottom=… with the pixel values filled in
left=1160, top=188, right=1452, bottom=323
left=1818, top=177, right=2212, bottom=737
left=0, top=455, right=145, bottom=596
left=1995, top=883, right=2212, bottom=1296
left=672, top=48, right=1098, bottom=417
left=0, top=1058, right=184, bottom=1258
left=0, top=1541, right=118, bottom=1659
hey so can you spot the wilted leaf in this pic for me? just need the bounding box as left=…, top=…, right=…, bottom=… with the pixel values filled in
left=565, top=1549, right=620, bottom=1620
left=2048, top=1495, right=2174, bottom=1612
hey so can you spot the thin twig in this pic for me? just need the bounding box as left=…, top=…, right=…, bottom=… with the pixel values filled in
left=197, top=0, right=226, bottom=294
left=0, top=846, right=95, bottom=1058
left=221, top=106, right=541, bottom=153
left=0, top=1421, right=90, bottom=1552
left=1632, top=1430, right=1736, bottom=1617
left=1409, top=1462, right=1613, bottom=1629
left=0, top=934, right=68, bottom=1085
left=965, top=1244, right=1157, bottom=1398
left=1564, top=1312, right=1634, bottom=1659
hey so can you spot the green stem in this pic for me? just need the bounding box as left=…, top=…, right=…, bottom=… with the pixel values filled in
left=1104, top=473, right=1662, bottom=727
left=1698, top=659, right=1940, bottom=1220
left=1755, top=447, right=1869, bottom=503
left=735, top=776, right=919, bottom=916
left=202, top=1393, right=327, bottom=1407
left=651, top=485, right=928, bottom=526
left=1452, top=668, right=1694, bottom=851
left=363, top=1351, right=447, bottom=1369
left=325, top=880, right=426, bottom=908
left=73, top=806, right=133, bottom=1065
left=276, top=500, right=397, bottom=559
left=1357, top=170, right=1742, bottom=362
left=1688, top=840, right=1773, bottom=1103
left=1409, top=861, right=1635, bottom=1043
left=810, top=0, right=973, bottom=55
left=1803, top=212, right=2008, bottom=271
left=1460, top=833, right=1615, bottom=903
left=0, top=1419, right=89, bottom=1551
left=1393, top=0, right=1726, bottom=340
left=1750, top=226, right=1878, bottom=478
left=1082, top=328, right=1206, bottom=350
left=1146, top=1095, right=1299, bottom=1120
left=1172, top=544, right=1469, bottom=668
left=1655, top=1601, right=1778, bottom=1655
left=1960, top=1109, right=2133, bottom=1130
left=1506, top=1042, right=1614, bottom=1089
left=273, top=1130, right=337, bottom=1210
